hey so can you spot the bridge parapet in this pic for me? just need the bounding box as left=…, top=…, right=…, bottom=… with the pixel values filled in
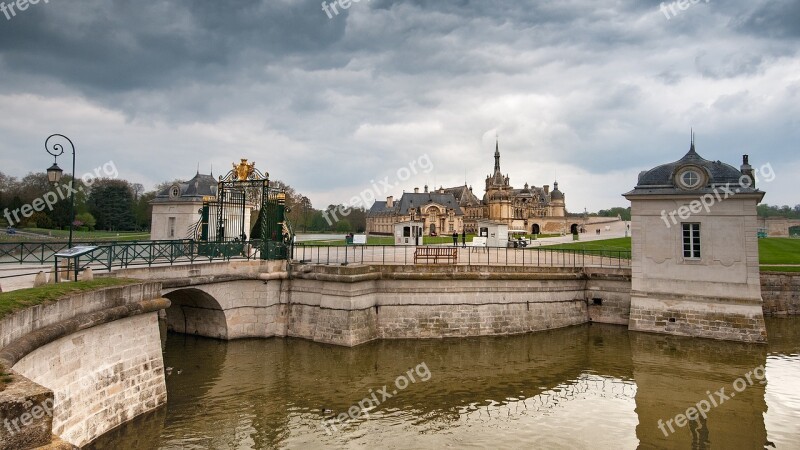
left=0, top=282, right=169, bottom=449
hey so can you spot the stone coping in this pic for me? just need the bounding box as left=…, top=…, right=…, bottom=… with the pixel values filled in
left=0, top=298, right=170, bottom=368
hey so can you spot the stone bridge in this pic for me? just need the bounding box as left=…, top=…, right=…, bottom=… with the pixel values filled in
left=111, top=260, right=631, bottom=347
left=111, top=259, right=800, bottom=348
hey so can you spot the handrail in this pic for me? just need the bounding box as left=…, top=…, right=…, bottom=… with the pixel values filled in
left=291, top=244, right=631, bottom=268
left=0, top=239, right=266, bottom=270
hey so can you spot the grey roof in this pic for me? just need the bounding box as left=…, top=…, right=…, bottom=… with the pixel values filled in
left=368, top=192, right=464, bottom=216
left=441, top=185, right=481, bottom=207
left=636, top=144, right=743, bottom=187
left=152, top=173, right=217, bottom=203
left=624, top=143, right=762, bottom=197
left=550, top=181, right=564, bottom=200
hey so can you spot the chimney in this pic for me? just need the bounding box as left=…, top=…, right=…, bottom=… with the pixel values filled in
left=414, top=187, right=419, bottom=194
left=544, top=185, right=550, bottom=195
left=741, top=154, right=755, bottom=188
left=386, top=196, right=394, bottom=208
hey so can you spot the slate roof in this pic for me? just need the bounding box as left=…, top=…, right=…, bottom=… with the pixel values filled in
left=152, top=173, right=217, bottom=203
left=368, top=192, right=464, bottom=216
left=624, top=143, right=761, bottom=197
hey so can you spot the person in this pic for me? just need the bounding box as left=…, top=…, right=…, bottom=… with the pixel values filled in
left=452, top=231, right=458, bottom=246
left=461, top=229, right=466, bottom=248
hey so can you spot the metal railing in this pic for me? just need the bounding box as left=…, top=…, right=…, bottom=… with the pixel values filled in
left=293, top=244, right=631, bottom=268
left=0, top=239, right=264, bottom=271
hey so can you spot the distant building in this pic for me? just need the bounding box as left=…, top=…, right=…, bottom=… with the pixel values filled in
left=623, top=140, right=767, bottom=342
left=150, top=172, right=217, bottom=241
left=150, top=171, right=255, bottom=241
left=367, top=187, right=464, bottom=236
left=367, top=140, right=568, bottom=235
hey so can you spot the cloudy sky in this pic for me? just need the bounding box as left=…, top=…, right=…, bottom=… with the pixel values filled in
left=0, top=0, right=798, bottom=212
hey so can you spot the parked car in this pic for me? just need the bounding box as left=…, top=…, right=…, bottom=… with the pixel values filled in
left=6, top=226, right=16, bottom=235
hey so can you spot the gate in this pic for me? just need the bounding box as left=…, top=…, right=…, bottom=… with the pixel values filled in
left=194, top=159, right=292, bottom=260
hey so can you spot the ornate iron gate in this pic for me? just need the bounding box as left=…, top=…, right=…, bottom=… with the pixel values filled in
left=194, top=159, right=292, bottom=260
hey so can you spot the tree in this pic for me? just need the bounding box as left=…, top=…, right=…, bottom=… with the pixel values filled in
left=75, top=212, right=97, bottom=230
left=87, top=179, right=137, bottom=231
left=134, top=191, right=156, bottom=231
left=597, top=207, right=631, bottom=221
left=335, top=219, right=351, bottom=232
left=131, top=183, right=145, bottom=200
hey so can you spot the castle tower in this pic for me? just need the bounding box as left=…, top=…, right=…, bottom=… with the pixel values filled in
left=549, top=181, right=565, bottom=217
left=484, top=138, right=513, bottom=223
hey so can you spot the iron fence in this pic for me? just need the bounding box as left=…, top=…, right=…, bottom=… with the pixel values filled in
left=0, top=239, right=263, bottom=271
left=293, top=244, right=631, bottom=268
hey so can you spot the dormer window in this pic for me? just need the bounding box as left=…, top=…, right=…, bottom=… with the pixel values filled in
left=675, top=167, right=705, bottom=190
left=682, top=171, right=699, bottom=187
left=170, top=186, right=180, bottom=198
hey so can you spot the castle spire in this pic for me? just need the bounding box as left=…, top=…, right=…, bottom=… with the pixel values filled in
left=494, top=137, right=501, bottom=174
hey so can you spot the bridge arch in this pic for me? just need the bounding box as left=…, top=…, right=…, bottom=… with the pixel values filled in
left=164, top=288, right=228, bottom=339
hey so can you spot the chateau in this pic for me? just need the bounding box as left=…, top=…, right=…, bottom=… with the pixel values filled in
left=367, top=141, right=568, bottom=235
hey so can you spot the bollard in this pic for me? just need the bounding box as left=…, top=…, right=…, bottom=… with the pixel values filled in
left=34, top=271, right=48, bottom=287
left=79, top=267, right=94, bottom=281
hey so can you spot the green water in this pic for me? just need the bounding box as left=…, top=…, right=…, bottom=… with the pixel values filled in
left=89, top=318, right=800, bottom=449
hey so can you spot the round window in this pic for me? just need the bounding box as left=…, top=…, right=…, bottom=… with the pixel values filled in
left=677, top=168, right=703, bottom=190
left=170, top=186, right=180, bottom=198
left=682, top=171, right=699, bottom=187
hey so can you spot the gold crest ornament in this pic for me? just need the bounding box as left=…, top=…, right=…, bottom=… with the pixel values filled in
left=233, top=159, right=256, bottom=181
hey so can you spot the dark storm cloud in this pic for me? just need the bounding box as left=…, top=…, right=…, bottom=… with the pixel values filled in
left=0, top=0, right=347, bottom=92
left=0, top=0, right=798, bottom=210
left=734, top=0, right=800, bottom=39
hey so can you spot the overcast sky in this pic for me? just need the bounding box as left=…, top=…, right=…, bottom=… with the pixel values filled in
left=1, top=0, right=798, bottom=211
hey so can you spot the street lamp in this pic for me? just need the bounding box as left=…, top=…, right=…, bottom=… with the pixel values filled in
left=45, top=134, right=76, bottom=249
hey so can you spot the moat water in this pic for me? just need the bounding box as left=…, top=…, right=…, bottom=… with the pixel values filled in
left=90, top=318, right=800, bottom=449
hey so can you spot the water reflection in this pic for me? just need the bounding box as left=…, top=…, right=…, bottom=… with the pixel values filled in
left=89, top=319, right=800, bottom=449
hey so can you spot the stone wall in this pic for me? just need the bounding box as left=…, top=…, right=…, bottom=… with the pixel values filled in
left=0, top=282, right=169, bottom=449
left=585, top=269, right=632, bottom=325
left=761, top=272, right=800, bottom=315
left=628, top=294, right=766, bottom=343
left=0, top=283, right=162, bottom=350
left=276, top=265, right=594, bottom=346
left=11, top=313, right=166, bottom=447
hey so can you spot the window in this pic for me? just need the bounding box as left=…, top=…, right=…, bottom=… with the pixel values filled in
left=682, top=223, right=700, bottom=259
left=681, top=171, right=699, bottom=187
left=168, top=217, right=176, bottom=238
left=676, top=167, right=704, bottom=190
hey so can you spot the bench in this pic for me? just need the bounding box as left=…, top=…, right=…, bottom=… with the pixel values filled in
left=413, top=246, right=458, bottom=264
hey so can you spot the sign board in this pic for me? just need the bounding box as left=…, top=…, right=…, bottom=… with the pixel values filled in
left=471, top=237, right=487, bottom=247
left=54, top=246, right=98, bottom=258
left=353, top=234, right=367, bottom=245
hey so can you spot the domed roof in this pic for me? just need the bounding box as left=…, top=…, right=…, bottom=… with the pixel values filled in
left=624, top=140, right=763, bottom=200
left=636, top=143, right=743, bottom=188
left=550, top=181, right=564, bottom=201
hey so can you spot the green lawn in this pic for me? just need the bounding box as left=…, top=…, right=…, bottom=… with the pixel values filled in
left=19, top=228, right=151, bottom=242
left=543, top=236, right=800, bottom=268
left=547, top=237, right=632, bottom=253
left=0, top=278, right=140, bottom=319
left=758, top=238, right=800, bottom=265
